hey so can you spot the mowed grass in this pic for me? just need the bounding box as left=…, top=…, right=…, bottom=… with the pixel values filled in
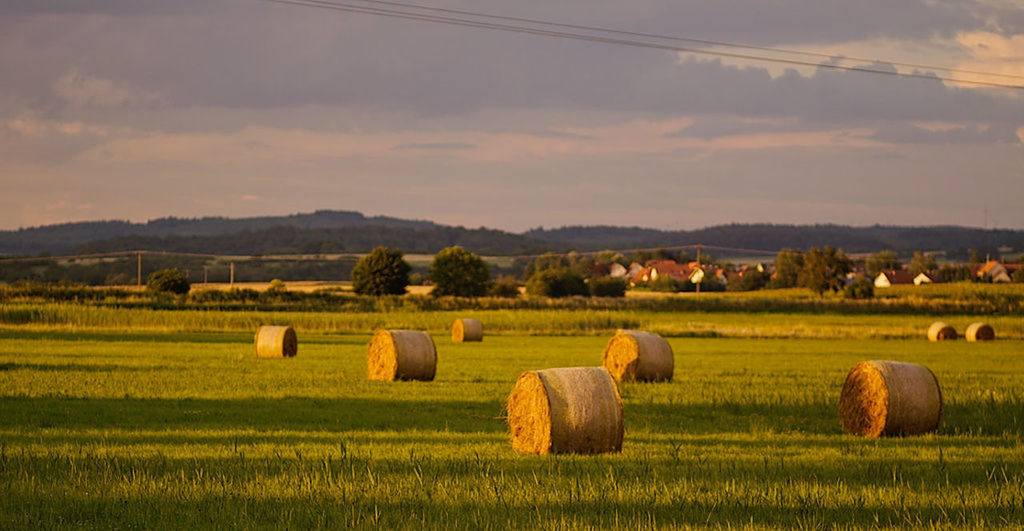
left=0, top=325, right=1023, bottom=528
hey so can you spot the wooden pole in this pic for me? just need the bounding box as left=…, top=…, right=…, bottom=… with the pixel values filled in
left=136, top=252, right=142, bottom=287
left=230, top=262, right=235, bottom=286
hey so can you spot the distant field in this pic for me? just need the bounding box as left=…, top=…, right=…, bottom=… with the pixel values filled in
left=1, top=313, right=1022, bottom=528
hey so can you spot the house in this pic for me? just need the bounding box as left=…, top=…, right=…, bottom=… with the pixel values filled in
left=913, top=272, right=934, bottom=285
left=647, top=260, right=693, bottom=283
left=978, top=260, right=1012, bottom=283
left=874, top=270, right=914, bottom=287
left=608, top=263, right=628, bottom=278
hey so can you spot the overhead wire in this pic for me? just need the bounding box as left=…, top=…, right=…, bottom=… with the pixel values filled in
left=258, top=0, right=1024, bottom=90
left=337, top=0, right=1024, bottom=82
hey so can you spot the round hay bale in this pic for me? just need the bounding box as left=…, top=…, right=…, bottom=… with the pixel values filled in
left=367, top=330, right=436, bottom=381
left=965, top=322, right=995, bottom=342
left=451, top=318, right=483, bottom=343
left=601, top=330, right=673, bottom=382
left=838, top=360, right=942, bottom=437
left=927, top=322, right=957, bottom=341
left=506, top=366, right=624, bottom=454
left=254, top=325, right=297, bottom=358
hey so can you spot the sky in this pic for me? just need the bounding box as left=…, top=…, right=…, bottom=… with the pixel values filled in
left=1, top=0, right=1022, bottom=232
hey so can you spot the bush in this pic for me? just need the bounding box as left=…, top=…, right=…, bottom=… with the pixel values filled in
left=1014, top=268, right=1024, bottom=283
left=525, top=269, right=589, bottom=298
left=429, top=246, right=491, bottom=297
left=351, top=247, right=411, bottom=295
left=146, top=269, right=190, bottom=295
left=647, top=276, right=680, bottom=293
left=490, top=275, right=520, bottom=298
left=844, top=276, right=875, bottom=300
left=589, top=276, right=627, bottom=298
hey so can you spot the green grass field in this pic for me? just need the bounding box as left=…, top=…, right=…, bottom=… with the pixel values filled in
left=1, top=310, right=1022, bottom=529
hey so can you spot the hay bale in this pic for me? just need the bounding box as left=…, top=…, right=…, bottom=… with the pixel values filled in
left=367, top=330, right=436, bottom=381
left=601, top=330, right=673, bottom=382
left=506, top=366, right=624, bottom=454
left=927, top=322, right=957, bottom=341
left=965, top=322, right=995, bottom=342
left=838, top=360, right=942, bottom=437
left=451, top=318, right=483, bottom=342
left=254, top=325, right=297, bottom=358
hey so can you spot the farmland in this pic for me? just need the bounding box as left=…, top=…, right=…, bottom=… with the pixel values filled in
left=1, top=295, right=1023, bottom=528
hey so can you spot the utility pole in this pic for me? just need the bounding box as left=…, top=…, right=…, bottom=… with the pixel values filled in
left=203, top=266, right=208, bottom=284
left=230, top=262, right=235, bottom=286
left=136, top=251, right=142, bottom=288
left=695, top=244, right=702, bottom=296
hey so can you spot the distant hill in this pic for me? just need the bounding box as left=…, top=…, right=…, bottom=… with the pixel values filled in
left=1, top=211, right=1022, bottom=258
left=0, top=211, right=439, bottom=255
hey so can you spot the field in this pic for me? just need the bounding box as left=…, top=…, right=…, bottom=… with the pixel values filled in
left=1, top=301, right=1022, bottom=528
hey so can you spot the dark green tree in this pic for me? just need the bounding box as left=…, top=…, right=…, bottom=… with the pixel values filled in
left=799, top=246, right=852, bottom=297
left=490, top=275, right=521, bottom=298
left=429, top=246, right=491, bottom=297
left=968, top=249, right=983, bottom=265
left=146, top=268, right=190, bottom=295
left=907, top=251, right=937, bottom=276
left=589, top=276, right=628, bottom=297
left=351, top=247, right=410, bottom=295
left=1013, top=267, right=1024, bottom=283
left=844, top=276, right=875, bottom=299
left=866, top=250, right=901, bottom=277
left=522, top=252, right=568, bottom=280
left=525, top=269, right=589, bottom=298
left=768, top=248, right=804, bottom=288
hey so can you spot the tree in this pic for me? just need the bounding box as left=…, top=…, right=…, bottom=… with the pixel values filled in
left=907, top=251, right=937, bottom=277
left=799, top=246, right=852, bottom=297
left=525, top=269, right=589, bottom=298
left=768, top=249, right=804, bottom=288
left=522, top=252, right=568, bottom=280
left=1013, top=268, right=1024, bottom=283
left=844, top=276, right=874, bottom=299
left=866, top=250, right=901, bottom=278
left=490, top=275, right=520, bottom=298
left=589, top=276, right=627, bottom=297
left=351, top=247, right=410, bottom=295
left=146, top=268, right=190, bottom=295
left=429, top=246, right=491, bottom=297
left=968, top=249, right=983, bottom=265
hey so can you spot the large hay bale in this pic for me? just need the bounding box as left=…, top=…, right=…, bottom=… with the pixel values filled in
left=965, top=322, right=995, bottom=342
left=927, top=322, right=957, bottom=341
left=506, top=366, right=624, bottom=454
left=451, top=318, right=483, bottom=343
left=601, top=330, right=673, bottom=382
left=838, top=360, right=942, bottom=437
left=254, top=325, right=297, bottom=358
left=367, top=330, right=436, bottom=381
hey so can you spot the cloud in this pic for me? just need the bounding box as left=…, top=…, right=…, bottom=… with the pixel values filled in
left=391, top=142, right=476, bottom=151
left=53, top=69, right=165, bottom=109
left=870, top=122, right=1023, bottom=144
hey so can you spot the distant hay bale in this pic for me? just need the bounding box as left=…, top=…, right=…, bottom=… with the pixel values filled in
left=367, top=330, right=436, bottom=381
left=839, top=360, right=942, bottom=437
left=965, top=322, right=995, bottom=342
left=927, top=322, right=957, bottom=341
left=506, top=366, right=624, bottom=454
left=451, top=318, right=483, bottom=343
left=601, top=330, right=673, bottom=382
left=254, top=325, right=297, bottom=358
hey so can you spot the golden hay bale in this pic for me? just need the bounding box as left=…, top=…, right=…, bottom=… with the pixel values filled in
left=451, top=318, right=483, bottom=342
left=601, top=330, right=674, bottom=382
left=367, top=330, right=436, bottom=381
left=506, top=366, right=624, bottom=454
left=927, top=322, right=957, bottom=341
left=254, top=325, right=297, bottom=358
left=839, top=360, right=942, bottom=437
left=965, top=322, right=995, bottom=342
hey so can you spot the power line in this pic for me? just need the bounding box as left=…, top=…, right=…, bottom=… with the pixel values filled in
left=336, top=0, right=1024, bottom=82
left=258, top=0, right=1024, bottom=90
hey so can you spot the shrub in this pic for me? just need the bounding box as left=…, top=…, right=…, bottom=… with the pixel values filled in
left=429, top=246, right=491, bottom=297
left=589, top=276, right=627, bottom=298
left=490, top=275, right=520, bottom=298
left=267, top=278, right=287, bottom=292
left=844, top=276, right=875, bottom=299
left=525, top=269, right=589, bottom=298
left=146, top=269, right=190, bottom=295
left=1014, top=268, right=1024, bottom=283
left=351, top=247, right=411, bottom=295
left=647, top=276, right=680, bottom=293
